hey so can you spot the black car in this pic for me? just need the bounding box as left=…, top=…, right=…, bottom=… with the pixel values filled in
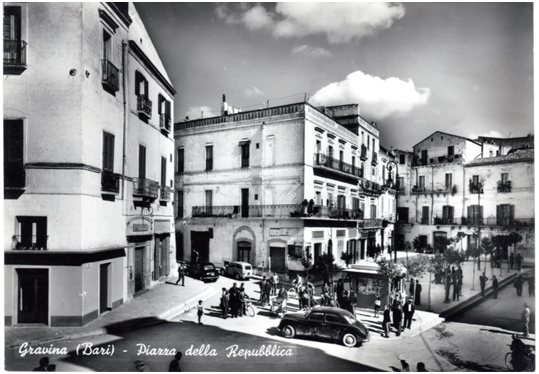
left=185, top=262, right=219, bottom=282
left=278, top=306, right=370, bottom=347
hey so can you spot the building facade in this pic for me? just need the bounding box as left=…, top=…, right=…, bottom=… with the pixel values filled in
left=4, top=2, right=176, bottom=326
left=396, top=131, right=534, bottom=259
left=174, top=100, right=395, bottom=276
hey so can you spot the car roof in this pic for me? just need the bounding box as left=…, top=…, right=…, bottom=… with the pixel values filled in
left=229, top=261, right=251, bottom=266
left=198, top=262, right=215, bottom=266
left=309, top=306, right=354, bottom=317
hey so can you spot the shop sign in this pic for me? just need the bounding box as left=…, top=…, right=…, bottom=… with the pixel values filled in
left=270, top=227, right=300, bottom=236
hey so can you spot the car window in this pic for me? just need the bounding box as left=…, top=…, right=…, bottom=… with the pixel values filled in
left=203, top=264, right=215, bottom=271
left=308, top=312, right=325, bottom=322
left=245, top=265, right=252, bottom=270
left=325, top=314, right=342, bottom=323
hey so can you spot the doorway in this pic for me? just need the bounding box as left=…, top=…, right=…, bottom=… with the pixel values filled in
left=99, top=263, right=110, bottom=314
left=270, top=247, right=286, bottom=272
left=134, top=246, right=144, bottom=293
left=17, top=269, right=49, bottom=324
left=241, top=188, right=249, bottom=218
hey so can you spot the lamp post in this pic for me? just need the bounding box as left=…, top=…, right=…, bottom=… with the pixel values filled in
left=386, top=160, right=399, bottom=264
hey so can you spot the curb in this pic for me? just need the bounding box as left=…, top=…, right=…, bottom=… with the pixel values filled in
left=440, top=272, right=518, bottom=318
left=158, top=287, right=218, bottom=320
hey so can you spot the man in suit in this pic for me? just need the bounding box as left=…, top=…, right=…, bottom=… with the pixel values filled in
left=492, top=275, right=499, bottom=299
left=403, top=298, right=415, bottom=329
left=522, top=303, right=531, bottom=337
left=168, top=352, right=182, bottom=372
left=414, top=280, right=422, bottom=306
left=392, top=302, right=403, bottom=337
left=479, top=272, right=488, bottom=296
left=382, top=305, right=392, bottom=338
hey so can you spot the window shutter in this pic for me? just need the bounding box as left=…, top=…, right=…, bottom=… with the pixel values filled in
left=165, top=100, right=171, bottom=117
left=139, top=145, right=146, bottom=179
left=479, top=206, right=484, bottom=221
left=509, top=205, right=515, bottom=222
left=144, top=78, right=148, bottom=97
left=287, top=245, right=295, bottom=257
left=135, top=72, right=140, bottom=95
left=161, top=156, right=166, bottom=186
left=467, top=206, right=472, bottom=221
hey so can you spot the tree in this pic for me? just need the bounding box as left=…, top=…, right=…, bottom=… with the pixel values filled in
left=412, top=235, right=425, bottom=253
left=434, top=236, right=453, bottom=255
left=377, top=257, right=406, bottom=304
left=340, top=252, right=354, bottom=267
left=455, top=231, right=467, bottom=256
left=311, top=253, right=340, bottom=303
left=465, top=242, right=482, bottom=290
left=401, top=255, right=430, bottom=302
left=425, top=254, right=447, bottom=311
left=480, top=237, right=496, bottom=276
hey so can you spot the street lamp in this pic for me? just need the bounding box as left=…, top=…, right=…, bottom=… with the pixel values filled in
left=386, top=160, right=399, bottom=264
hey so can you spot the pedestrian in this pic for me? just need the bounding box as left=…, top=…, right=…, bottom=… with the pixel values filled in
left=382, top=304, right=392, bottom=338
left=220, top=288, right=229, bottom=319
left=336, top=279, right=344, bottom=307
left=272, top=272, right=279, bottom=296
left=229, top=283, right=239, bottom=317
left=528, top=274, right=535, bottom=297
left=239, top=283, right=248, bottom=315
left=307, top=198, right=315, bottom=216
left=197, top=300, right=204, bottom=325
left=452, top=271, right=460, bottom=301
left=516, top=253, right=523, bottom=271
left=492, top=275, right=498, bottom=299
left=348, top=291, right=357, bottom=315
left=510, top=253, right=515, bottom=270
left=134, top=360, right=147, bottom=372
left=47, top=365, right=56, bottom=372
left=457, top=268, right=463, bottom=297
left=444, top=273, right=451, bottom=303
left=33, top=357, right=49, bottom=371
left=175, top=263, right=185, bottom=286
left=168, top=352, right=182, bottom=372
left=514, top=274, right=523, bottom=297
left=264, top=278, right=272, bottom=306
left=322, top=282, right=329, bottom=294
left=374, top=296, right=381, bottom=317
left=260, top=276, right=268, bottom=304
left=237, top=289, right=246, bottom=317
left=479, top=272, right=488, bottom=296
left=193, top=249, right=199, bottom=263
left=403, top=298, right=415, bottom=330
left=392, top=302, right=403, bottom=337
left=417, top=362, right=428, bottom=372
left=414, top=280, right=422, bottom=306
left=400, top=359, right=410, bottom=372
left=522, top=303, right=530, bottom=337
left=341, top=290, right=350, bottom=311
left=409, top=278, right=415, bottom=297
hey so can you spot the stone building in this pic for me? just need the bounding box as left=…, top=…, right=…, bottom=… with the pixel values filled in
left=4, top=2, right=176, bottom=326
left=396, top=131, right=534, bottom=259
left=174, top=99, right=394, bottom=274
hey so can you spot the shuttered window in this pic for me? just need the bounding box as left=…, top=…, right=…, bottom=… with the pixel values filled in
left=102, top=132, right=115, bottom=171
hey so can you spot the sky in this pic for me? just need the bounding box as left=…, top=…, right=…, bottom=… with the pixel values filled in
left=135, top=2, right=534, bottom=151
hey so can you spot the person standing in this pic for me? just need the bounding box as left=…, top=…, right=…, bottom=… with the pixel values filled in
left=392, top=303, right=403, bottom=337
left=259, top=276, right=268, bottom=304
left=403, top=298, right=415, bottom=330
left=382, top=304, right=392, bottom=338
left=417, top=362, right=428, bottom=372
left=272, top=272, right=279, bottom=296
left=457, top=268, right=463, bottom=297
left=229, top=283, right=239, bottom=318
left=444, top=273, right=452, bottom=303
left=516, top=253, right=523, bottom=271
left=169, top=352, right=182, bottom=372
left=510, top=253, right=515, bottom=270
left=193, top=249, right=199, bottom=263
left=515, top=275, right=523, bottom=297
left=175, top=263, right=185, bottom=286
left=237, top=289, right=246, bottom=317
left=220, top=288, right=229, bottom=319
left=197, top=300, right=204, bottom=325
left=33, top=357, right=49, bottom=371
left=492, top=275, right=498, bottom=299
left=414, top=280, right=422, bottom=306
left=480, top=272, right=488, bottom=296
left=347, top=291, right=357, bottom=315
left=452, top=271, right=460, bottom=301
left=409, top=278, right=415, bottom=300
left=374, top=297, right=381, bottom=317
left=528, top=274, right=535, bottom=297
left=522, top=303, right=531, bottom=337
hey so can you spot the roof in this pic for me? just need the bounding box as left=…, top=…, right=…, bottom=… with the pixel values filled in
left=413, top=131, right=481, bottom=148
left=309, top=306, right=355, bottom=316
left=465, top=148, right=534, bottom=166
left=477, top=135, right=534, bottom=149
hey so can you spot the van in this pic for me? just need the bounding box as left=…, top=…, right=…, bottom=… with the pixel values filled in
left=226, top=261, right=253, bottom=280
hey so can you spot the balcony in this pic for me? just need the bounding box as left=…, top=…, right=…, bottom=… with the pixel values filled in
left=359, top=219, right=383, bottom=228
left=101, top=59, right=120, bottom=92
left=133, top=177, right=159, bottom=199
left=160, top=185, right=172, bottom=201
left=486, top=217, right=534, bottom=227
left=371, top=152, right=378, bottom=166
left=360, top=179, right=382, bottom=196
left=101, top=170, right=120, bottom=194
left=159, top=113, right=171, bottom=133
left=497, top=180, right=511, bottom=193
left=314, top=153, right=362, bottom=178
left=137, top=95, right=152, bottom=119
left=4, top=39, right=27, bottom=73
left=360, top=145, right=368, bottom=161
left=469, top=181, right=483, bottom=194
left=434, top=217, right=457, bottom=225
left=11, top=235, right=48, bottom=250
left=411, top=186, right=428, bottom=194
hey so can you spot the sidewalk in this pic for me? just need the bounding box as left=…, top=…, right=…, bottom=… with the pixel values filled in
left=5, top=276, right=217, bottom=349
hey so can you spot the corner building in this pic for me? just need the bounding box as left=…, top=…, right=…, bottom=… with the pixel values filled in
left=4, top=3, right=176, bottom=326
left=174, top=100, right=394, bottom=275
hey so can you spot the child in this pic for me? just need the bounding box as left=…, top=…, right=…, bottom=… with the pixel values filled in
left=197, top=300, right=204, bottom=325
left=374, top=296, right=381, bottom=318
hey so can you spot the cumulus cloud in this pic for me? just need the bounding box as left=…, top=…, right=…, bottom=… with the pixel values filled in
left=244, top=87, right=265, bottom=97
left=468, top=130, right=504, bottom=140
left=310, top=71, right=430, bottom=119
left=292, top=45, right=333, bottom=58
left=215, top=3, right=405, bottom=44
left=185, top=106, right=219, bottom=120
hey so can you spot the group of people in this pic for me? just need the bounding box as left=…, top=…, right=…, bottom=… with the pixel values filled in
left=32, top=357, right=55, bottom=372
left=513, top=273, right=534, bottom=297
left=259, top=273, right=280, bottom=305
left=509, top=252, right=524, bottom=271
left=381, top=293, right=416, bottom=338
left=220, top=282, right=249, bottom=319
left=442, top=266, right=464, bottom=303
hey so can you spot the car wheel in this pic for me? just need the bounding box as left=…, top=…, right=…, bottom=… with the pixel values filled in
left=235, top=273, right=241, bottom=280
left=282, top=325, right=296, bottom=339
left=342, top=333, right=357, bottom=347
left=220, top=269, right=225, bottom=276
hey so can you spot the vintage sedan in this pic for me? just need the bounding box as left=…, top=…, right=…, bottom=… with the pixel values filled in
left=278, top=306, right=370, bottom=347
left=185, top=262, right=219, bottom=282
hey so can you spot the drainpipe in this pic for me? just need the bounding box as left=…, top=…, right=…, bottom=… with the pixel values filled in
left=121, top=40, right=127, bottom=201
left=431, top=166, right=435, bottom=226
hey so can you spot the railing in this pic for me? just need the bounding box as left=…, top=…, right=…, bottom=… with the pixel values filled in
left=360, top=145, right=368, bottom=161
left=101, top=59, right=120, bottom=92
left=434, top=217, right=457, bottom=225
left=359, top=219, right=383, bottom=228
left=133, top=177, right=159, bottom=199
left=160, top=185, right=172, bottom=201
left=4, top=39, right=27, bottom=66
left=101, top=170, right=120, bottom=193
left=241, top=156, right=249, bottom=168
left=497, top=180, right=511, bottom=193
left=371, top=152, right=378, bottom=166
left=159, top=113, right=171, bottom=132
left=11, top=235, right=48, bottom=250
left=411, top=186, right=428, bottom=194
left=315, top=153, right=362, bottom=178
left=137, top=95, right=152, bottom=118
left=486, top=217, right=534, bottom=227
left=469, top=182, right=483, bottom=194
left=360, top=179, right=382, bottom=195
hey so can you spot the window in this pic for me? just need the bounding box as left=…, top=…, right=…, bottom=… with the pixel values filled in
left=398, top=177, right=404, bottom=191
left=177, top=190, right=184, bottom=218
left=4, top=119, right=25, bottom=188
left=447, top=146, right=454, bottom=157
left=418, top=175, right=425, bottom=189
left=370, top=204, right=376, bottom=219
left=328, top=145, right=334, bottom=159
left=367, top=135, right=370, bottom=150
left=161, top=156, right=166, bottom=186
left=102, top=30, right=112, bottom=61
left=501, top=173, right=508, bottom=183
left=372, top=138, right=375, bottom=151
left=135, top=71, right=148, bottom=96
left=206, top=145, right=213, bottom=171
left=325, top=314, right=341, bottom=323
left=205, top=190, right=212, bottom=214
left=442, top=206, right=454, bottom=224
left=138, top=145, right=146, bottom=179
left=445, top=173, right=452, bottom=190
left=135, top=71, right=151, bottom=117
left=158, top=94, right=171, bottom=132
left=240, top=142, right=250, bottom=168
left=421, top=206, right=430, bottom=225
left=497, top=204, right=514, bottom=225
left=468, top=205, right=483, bottom=225
left=4, top=6, right=27, bottom=69
left=238, top=242, right=251, bottom=263
left=177, top=148, right=184, bottom=173
left=308, top=312, right=325, bottom=322
left=421, top=150, right=428, bottom=164
left=399, top=154, right=405, bottom=164
left=15, top=216, right=48, bottom=250
left=102, top=132, right=115, bottom=172
left=397, top=207, right=409, bottom=223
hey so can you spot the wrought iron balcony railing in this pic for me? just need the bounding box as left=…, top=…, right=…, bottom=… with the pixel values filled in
left=314, top=153, right=362, bottom=178
left=469, top=182, right=484, bottom=194
left=159, top=113, right=171, bottom=133
left=101, top=59, right=120, bottom=92
left=360, top=179, right=382, bottom=195
left=360, top=144, right=368, bottom=161
left=371, top=152, right=378, bottom=166
left=11, top=235, right=48, bottom=250
left=497, top=180, right=511, bottom=193
left=160, top=185, right=172, bottom=201
left=133, top=177, right=159, bottom=199
left=137, top=95, right=152, bottom=119
left=101, top=170, right=120, bottom=193
left=4, top=39, right=27, bottom=67
left=359, top=219, right=383, bottom=228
